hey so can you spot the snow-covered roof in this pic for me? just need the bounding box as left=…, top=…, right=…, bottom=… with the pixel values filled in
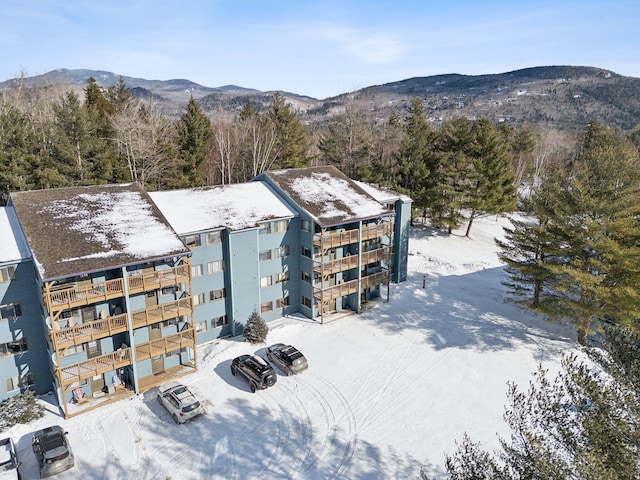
left=0, top=206, right=31, bottom=264
left=264, top=166, right=393, bottom=227
left=353, top=180, right=412, bottom=204
left=149, top=181, right=297, bottom=235
left=9, top=183, right=189, bottom=280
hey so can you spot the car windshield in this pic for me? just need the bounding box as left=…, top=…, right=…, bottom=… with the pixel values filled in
left=41, top=434, right=69, bottom=462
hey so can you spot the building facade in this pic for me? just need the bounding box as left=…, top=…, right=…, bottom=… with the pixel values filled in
left=1, top=166, right=411, bottom=417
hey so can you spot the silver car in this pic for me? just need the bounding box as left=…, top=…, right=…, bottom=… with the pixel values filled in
left=31, top=426, right=74, bottom=478
left=0, top=436, right=20, bottom=479
left=157, top=381, right=203, bottom=424
left=266, top=343, right=308, bottom=375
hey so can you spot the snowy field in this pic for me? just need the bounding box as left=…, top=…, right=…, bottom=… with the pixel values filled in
left=7, top=215, right=577, bottom=479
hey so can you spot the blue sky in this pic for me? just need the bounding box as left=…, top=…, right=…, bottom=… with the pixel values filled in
left=2, top=0, right=638, bottom=99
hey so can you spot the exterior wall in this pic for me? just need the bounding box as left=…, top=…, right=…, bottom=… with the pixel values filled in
left=391, top=199, right=412, bottom=283
left=0, top=260, right=52, bottom=399
left=187, top=230, right=232, bottom=343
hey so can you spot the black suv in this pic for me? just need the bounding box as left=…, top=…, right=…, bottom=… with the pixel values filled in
left=230, top=354, right=277, bottom=392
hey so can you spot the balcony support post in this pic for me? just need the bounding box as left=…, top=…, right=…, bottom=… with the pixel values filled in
left=122, top=266, right=140, bottom=393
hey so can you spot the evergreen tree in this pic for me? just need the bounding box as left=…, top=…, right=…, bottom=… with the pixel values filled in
left=266, top=93, right=310, bottom=169
left=463, top=118, right=518, bottom=237
left=546, top=122, right=640, bottom=343
left=394, top=97, right=437, bottom=223
left=432, top=325, right=640, bottom=480
left=243, top=310, right=269, bottom=344
left=496, top=162, right=566, bottom=308
left=172, top=97, right=213, bottom=188
left=0, top=104, right=38, bottom=194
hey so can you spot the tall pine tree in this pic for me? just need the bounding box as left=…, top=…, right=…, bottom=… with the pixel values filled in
left=172, top=97, right=213, bottom=188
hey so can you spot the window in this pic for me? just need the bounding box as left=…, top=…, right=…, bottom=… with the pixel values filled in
left=191, top=264, right=203, bottom=277
left=277, top=296, right=290, bottom=308
left=302, top=296, right=312, bottom=308
left=209, top=288, right=226, bottom=302
left=207, top=260, right=225, bottom=274
left=161, top=286, right=176, bottom=296
left=261, top=301, right=273, bottom=313
left=259, top=250, right=272, bottom=262
left=206, top=231, right=222, bottom=244
left=195, top=321, right=207, bottom=333
left=274, top=219, right=290, bottom=232
left=0, top=303, right=22, bottom=321
left=211, top=315, right=228, bottom=328
left=4, top=372, right=34, bottom=393
left=193, top=293, right=206, bottom=306
left=162, top=318, right=178, bottom=328
left=301, top=271, right=311, bottom=283
left=301, top=246, right=311, bottom=258
left=275, top=271, right=289, bottom=284
left=183, top=234, right=201, bottom=248
left=301, top=219, right=312, bottom=232
left=260, top=275, right=273, bottom=288
left=0, top=266, right=16, bottom=283
left=258, top=222, right=271, bottom=234
left=275, top=245, right=290, bottom=258
left=0, top=338, right=28, bottom=357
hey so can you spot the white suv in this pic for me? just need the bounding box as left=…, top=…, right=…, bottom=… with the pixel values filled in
left=157, top=381, right=203, bottom=424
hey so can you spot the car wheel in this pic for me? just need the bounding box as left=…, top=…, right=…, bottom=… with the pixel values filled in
left=250, top=383, right=256, bottom=393
left=157, top=394, right=162, bottom=403
left=173, top=414, right=180, bottom=424
left=231, top=365, right=237, bottom=376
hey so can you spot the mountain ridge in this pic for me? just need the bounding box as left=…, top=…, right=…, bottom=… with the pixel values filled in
left=2, top=66, right=639, bottom=130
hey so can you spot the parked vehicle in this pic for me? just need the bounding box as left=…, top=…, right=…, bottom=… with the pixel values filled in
left=157, top=381, right=203, bottom=424
left=0, top=437, right=20, bottom=479
left=266, top=343, right=308, bottom=375
left=31, top=426, right=74, bottom=478
left=230, top=354, right=277, bottom=392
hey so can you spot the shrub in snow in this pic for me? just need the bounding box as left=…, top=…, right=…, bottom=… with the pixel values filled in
left=243, top=310, right=268, bottom=344
left=0, top=390, right=44, bottom=431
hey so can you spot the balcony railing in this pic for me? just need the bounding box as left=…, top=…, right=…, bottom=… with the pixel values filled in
left=312, top=222, right=392, bottom=249
left=313, top=270, right=390, bottom=302
left=51, top=313, right=129, bottom=349
left=131, top=297, right=193, bottom=329
left=313, top=246, right=392, bottom=276
left=46, top=279, right=125, bottom=310
left=58, top=348, right=132, bottom=385
left=45, top=265, right=191, bottom=311
left=313, top=255, right=359, bottom=275
left=128, top=265, right=191, bottom=295
left=135, top=329, right=196, bottom=361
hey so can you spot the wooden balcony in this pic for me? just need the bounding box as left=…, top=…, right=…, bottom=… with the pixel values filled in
left=313, top=270, right=390, bottom=302
left=361, top=222, right=393, bottom=241
left=313, top=246, right=392, bottom=275
left=128, top=265, right=191, bottom=295
left=361, top=246, right=392, bottom=265
left=58, top=348, right=132, bottom=385
left=135, top=329, right=196, bottom=361
left=131, top=297, right=193, bottom=329
left=312, top=222, right=393, bottom=250
left=313, top=229, right=360, bottom=249
left=313, top=255, right=359, bottom=275
left=51, top=312, right=129, bottom=349
left=46, top=278, right=125, bottom=311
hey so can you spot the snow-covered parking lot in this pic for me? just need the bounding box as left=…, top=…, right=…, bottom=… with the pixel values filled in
left=7, top=216, right=577, bottom=479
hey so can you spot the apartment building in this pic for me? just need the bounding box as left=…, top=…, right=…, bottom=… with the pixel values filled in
left=1, top=166, right=411, bottom=417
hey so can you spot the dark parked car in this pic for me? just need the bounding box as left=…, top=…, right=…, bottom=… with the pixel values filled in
left=266, top=343, right=308, bottom=375
left=230, top=354, right=277, bottom=392
left=31, top=426, right=74, bottom=478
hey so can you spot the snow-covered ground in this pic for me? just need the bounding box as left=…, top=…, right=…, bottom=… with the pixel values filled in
left=6, top=215, right=577, bottom=479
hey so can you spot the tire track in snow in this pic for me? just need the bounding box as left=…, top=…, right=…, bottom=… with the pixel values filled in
left=306, top=370, right=358, bottom=479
